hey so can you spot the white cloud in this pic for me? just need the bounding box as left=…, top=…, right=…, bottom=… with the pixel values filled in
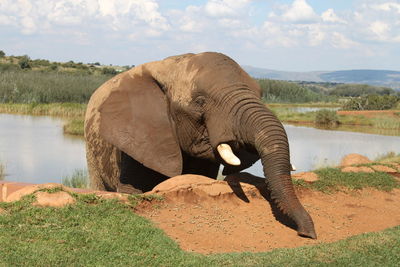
left=331, top=32, right=358, bottom=49
left=205, top=0, right=251, bottom=17
left=0, top=0, right=169, bottom=35
left=371, top=2, right=400, bottom=13
left=282, top=0, right=319, bottom=23
left=321, top=8, right=346, bottom=24
left=308, top=25, right=325, bottom=46
left=369, top=21, right=390, bottom=41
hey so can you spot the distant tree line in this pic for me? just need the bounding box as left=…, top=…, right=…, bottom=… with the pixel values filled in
left=328, top=84, right=395, bottom=97
left=342, top=95, right=399, bottom=110
left=258, top=79, right=334, bottom=103
left=0, top=50, right=132, bottom=75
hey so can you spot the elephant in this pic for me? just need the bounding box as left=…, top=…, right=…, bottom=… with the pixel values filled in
left=84, top=52, right=316, bottom=239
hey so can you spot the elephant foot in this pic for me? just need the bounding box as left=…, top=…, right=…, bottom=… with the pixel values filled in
left=117, top=183, right=143, bottom=194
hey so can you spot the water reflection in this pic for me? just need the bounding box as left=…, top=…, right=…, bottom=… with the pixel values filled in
left=1, top=114, right=399, bottom=184
left=247, top=124, right=400, bottom=177
left=0, top=114, right=86, bottom=184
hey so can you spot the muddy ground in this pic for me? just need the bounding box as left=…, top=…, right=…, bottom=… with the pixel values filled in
left=137, top=174, right=400, bottom=254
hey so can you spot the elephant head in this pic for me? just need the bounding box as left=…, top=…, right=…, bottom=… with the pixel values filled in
left=85, top=52, right=316, bottom=239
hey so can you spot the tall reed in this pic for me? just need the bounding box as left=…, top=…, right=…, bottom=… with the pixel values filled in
left=0, top=161, right=5, bottom=180
left=62, top=169, right=89, bottom=189
left=0, top=71, right=110, bottom=103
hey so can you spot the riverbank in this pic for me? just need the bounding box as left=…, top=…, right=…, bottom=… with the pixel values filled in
left=0, top=103, right=86, bottom=136
left=1, top=103, right=399, bottom=137
left=270, top=104, right=400, bottom=136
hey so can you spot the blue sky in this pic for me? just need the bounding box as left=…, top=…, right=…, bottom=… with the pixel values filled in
left=0, top=0, right=399, bottom=71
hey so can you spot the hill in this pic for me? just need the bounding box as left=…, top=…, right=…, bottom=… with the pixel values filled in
left=242, top=66, right=400, bottom=90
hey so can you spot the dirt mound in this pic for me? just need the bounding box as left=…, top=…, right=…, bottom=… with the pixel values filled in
left=340, top=153, right=372, bottom=166
left=137, top=174, right=400, bottom=254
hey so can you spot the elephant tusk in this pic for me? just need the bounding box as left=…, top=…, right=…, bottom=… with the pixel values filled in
left=291, top=164, right=296, bottom=171
left=217, top=144, right=241, bottom=166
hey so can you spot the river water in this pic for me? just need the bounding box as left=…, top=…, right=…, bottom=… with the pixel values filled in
left=1, top=113, right=399, bottom=183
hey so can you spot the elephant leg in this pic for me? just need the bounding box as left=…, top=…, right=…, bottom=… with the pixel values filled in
left=181, top=152, right=220, bottom=178
left=118, top=152, right=169, bottom=193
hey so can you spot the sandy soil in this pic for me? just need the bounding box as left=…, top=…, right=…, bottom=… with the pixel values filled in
left=136, top=174, right=400, bottom=254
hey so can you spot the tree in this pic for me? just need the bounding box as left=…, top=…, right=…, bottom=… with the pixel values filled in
left=18, top=55, right=31, bottom=69
left=101, top=67, right=117, bottom=75
left=0, top=50, right=5, bottom=58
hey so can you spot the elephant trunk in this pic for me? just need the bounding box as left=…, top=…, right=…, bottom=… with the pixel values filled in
left=236, top=99, right=317, bottom=239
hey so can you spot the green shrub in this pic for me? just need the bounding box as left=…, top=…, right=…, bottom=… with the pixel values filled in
left=18, top=55, right=31, bottom=69
left=315, top=109, right=340, bottom=125
left=0, top=50, right=5, bottom=58
left=62, top=169, right=89, bottom=188
left=342, top=95, right=399, bottom=110
left=101, top=67, right=117, bottom=75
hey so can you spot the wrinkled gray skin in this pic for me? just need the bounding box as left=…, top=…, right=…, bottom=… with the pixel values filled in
left=85, top=52, right=316, bottom=239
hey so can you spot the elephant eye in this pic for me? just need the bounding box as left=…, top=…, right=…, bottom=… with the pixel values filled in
left=194, top=96, right=206, bottom=107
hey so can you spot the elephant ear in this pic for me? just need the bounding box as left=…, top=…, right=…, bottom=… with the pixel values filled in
left=98, top=71, right=182, bottom=177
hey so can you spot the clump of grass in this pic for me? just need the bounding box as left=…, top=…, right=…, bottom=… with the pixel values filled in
left=63, top=118, right=84, bottom=135
left=62, top=169, right=89, bottom=189
left=310, top=167, right=400, bottom=192
left=375, top=152, right=400, bottom=164
left=0, top=161, right=5, bottom=180
left=371, top=117, right=400, bottom=130
left=0, top=103, right=86, bottom=117
left=315, top=109, right=340, bottom=126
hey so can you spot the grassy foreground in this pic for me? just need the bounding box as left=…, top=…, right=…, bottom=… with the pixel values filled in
left=1, top=194, right=399, bottom=266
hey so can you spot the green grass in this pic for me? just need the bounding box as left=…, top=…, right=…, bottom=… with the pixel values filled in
left=273, top=109, right=316, bottom=123
left=62, top=169, right=89, bottom=189
left=0, top=161, right=5, bottom=180
left=63, top=118, right=85, bottom=136
left=0, top=103, right=86, bottom=117
left=268, top=102, right=341, bottom=108
left=315, top=109, right=340, bottom=126
left=0, top=71, right=110, bottom=103
left=0, top=194, right=399, bottom=266
left=294, top=167, right=400, bottom=193
left=375, top=152, right=400, bottom=163
left=372, top=117, right=400, bottom=130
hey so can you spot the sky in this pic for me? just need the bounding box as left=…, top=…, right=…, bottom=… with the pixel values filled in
left=0, top=0, right=399, bottom=71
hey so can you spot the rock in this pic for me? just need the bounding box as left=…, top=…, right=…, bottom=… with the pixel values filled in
left=340, top=154, right=372, bottom=167
left=5, top=183, right=65, bottom=202
left=371, top=165, right=397, bottom=173
left=341, top=166, right=375, bottom=173
left=33, top=191, right=75, bottom=207
left=292, top=172, right=319, bottom=182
